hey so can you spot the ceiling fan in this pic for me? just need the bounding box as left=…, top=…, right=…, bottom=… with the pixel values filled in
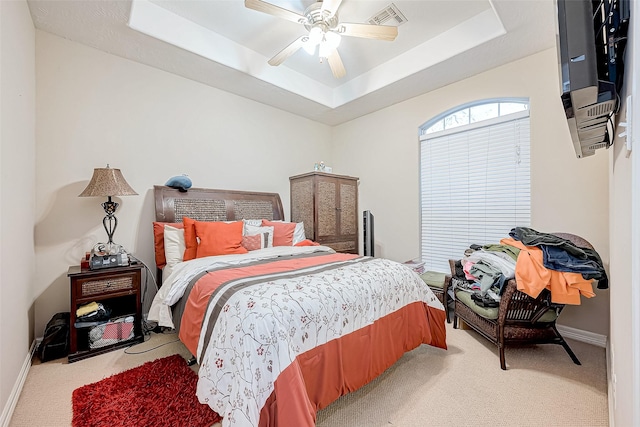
left=245, top=0, right=399, bottom=79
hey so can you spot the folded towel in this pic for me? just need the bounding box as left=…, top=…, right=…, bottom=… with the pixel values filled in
left=76, top=301, right=99, bottom=317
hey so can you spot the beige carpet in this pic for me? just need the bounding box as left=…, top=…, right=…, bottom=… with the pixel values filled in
left=9, top=323, right=608, bottom=427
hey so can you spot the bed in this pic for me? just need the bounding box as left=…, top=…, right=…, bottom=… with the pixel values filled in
left=148, top=185, right=447, bottom=427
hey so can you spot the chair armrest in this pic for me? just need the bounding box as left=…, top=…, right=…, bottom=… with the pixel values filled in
left=497, top=279, right=517, bottom=324
left=443, top=274, right=452, bottom=298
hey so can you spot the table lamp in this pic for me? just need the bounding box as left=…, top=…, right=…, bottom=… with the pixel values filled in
left=79, top=164, right=137, bottom=254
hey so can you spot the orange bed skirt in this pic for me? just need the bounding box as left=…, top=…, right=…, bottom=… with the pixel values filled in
left=258, top=301, right=447, bottom=427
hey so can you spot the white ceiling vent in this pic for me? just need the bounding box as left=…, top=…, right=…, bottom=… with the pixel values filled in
left=368, top=3, right=407, bottom=26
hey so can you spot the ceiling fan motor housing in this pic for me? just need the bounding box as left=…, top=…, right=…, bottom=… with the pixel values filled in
left=303, top=2, right=339, bottom=32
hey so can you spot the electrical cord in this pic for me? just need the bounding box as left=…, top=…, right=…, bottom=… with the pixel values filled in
left=130, top=255, right=161, bottom=334
left=124, top=332, right=180, bottom=355
left=606, top=112, right=616, bottom=149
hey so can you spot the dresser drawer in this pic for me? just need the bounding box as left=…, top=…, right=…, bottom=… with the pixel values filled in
left=78, top=275, right=134, bottom=297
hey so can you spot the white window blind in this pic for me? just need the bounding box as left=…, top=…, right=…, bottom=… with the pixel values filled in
left=420, top=113, right=530, bottom=273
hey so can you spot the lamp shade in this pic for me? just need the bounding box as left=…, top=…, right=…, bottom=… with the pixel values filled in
left=79, top=165, right=137, bottom=197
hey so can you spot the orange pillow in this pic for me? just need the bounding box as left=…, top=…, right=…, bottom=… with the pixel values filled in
left=294, top=239, right=320, bottom=247
left=194, top=220, right=247, bottom=258
left=262, top=220, right=296, bottom=246
left=153, top=222, right=184, bottom=268
left=182, top=217, right=198, bottom=261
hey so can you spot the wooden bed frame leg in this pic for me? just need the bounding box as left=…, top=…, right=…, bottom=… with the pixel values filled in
left=187, top=356, right=197, bottom=366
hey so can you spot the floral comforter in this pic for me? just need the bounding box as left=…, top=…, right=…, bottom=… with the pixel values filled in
left=149, top=246, right=446, bottom=427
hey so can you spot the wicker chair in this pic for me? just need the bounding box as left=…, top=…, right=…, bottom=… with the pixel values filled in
left=419, top=271, right=452, bottom=323
left=449, top=233, right=589, bottom=370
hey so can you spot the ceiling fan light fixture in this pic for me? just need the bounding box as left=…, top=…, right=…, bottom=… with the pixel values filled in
left=304, top=26, right=323, bottom=55
left=319, top=31, right=341, bottom=58
left=303, top=41, right=317, bottom=55
left=325, top=31, right=341, bottom=49
left=246, top=0, right=398, bottom=79
left=308, top=26, right=323, bottom=45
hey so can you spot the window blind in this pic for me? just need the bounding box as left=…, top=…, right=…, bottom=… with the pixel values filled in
left=419, top=114, right=530, bottom=273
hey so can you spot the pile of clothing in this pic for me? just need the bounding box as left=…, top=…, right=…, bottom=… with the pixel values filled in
left=452, top=227, right=608, bottom=306
left=451, top=243, right=519, bottom=307
left=74, top=302, right=111, bottom=327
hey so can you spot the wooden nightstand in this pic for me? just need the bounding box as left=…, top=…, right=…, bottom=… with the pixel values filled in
left=67, top=263, right=144, bottom=362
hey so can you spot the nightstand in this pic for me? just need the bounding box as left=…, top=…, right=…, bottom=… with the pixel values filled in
left=67, top=263, right=144, bottom=362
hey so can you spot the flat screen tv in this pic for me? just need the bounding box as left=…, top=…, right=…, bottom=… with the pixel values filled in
left=363, top=210, right=374, bottom=257
left=556, top=0, right=629, bottom=158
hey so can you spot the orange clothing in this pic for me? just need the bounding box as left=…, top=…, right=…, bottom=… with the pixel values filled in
left=500, top=238, right=595, bottom=305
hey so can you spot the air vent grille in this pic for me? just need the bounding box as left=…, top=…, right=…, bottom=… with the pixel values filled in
left=585, top=100, right=616, bottom=117
left=587, top=142, right=607, bottom=151
left=368, top=3, right=407, bottom=26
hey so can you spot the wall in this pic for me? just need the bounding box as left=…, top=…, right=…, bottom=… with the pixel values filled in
left=608, top=1, right=639, bottom=424
left=34, top=32, right=332, bottom=338
left=332, top=48, right=611, bottom=336
left=0, top=0, right=36, bottom=423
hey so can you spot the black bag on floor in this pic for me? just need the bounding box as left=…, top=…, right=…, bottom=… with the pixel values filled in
left=37, top=312, right=70, bottom=362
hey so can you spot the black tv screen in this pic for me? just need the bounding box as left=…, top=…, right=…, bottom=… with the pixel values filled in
left=556, top=0, right=629, bottom=158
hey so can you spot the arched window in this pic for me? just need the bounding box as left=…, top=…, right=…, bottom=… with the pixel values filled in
left=419, top=99, right=531, bottom=272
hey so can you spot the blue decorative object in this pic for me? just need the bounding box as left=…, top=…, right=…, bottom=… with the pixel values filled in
left=165, top=174, right=192, bottom=192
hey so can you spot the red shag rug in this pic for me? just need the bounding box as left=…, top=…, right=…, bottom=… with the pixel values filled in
left=72, top=354, right=222, bottom=427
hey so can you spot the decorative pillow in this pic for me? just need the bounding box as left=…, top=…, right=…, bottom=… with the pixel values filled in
left=271, top=220, right=306, bottom=245
left=294, top=239, right=320, bottom=247
left=242, top=233, right=271, bottom=251
left=194, top=220, right=247, bottom=258
left=262, top=220, right=296, bottom=246
left=163, top=225, right=185, bottom=267
left=153, top=222, right=184, bottom=268
left=182, top=217, right=198, bottom=261
left=165, top=174, right=192, bottom=192
left=243, top=219, right=263, bottom=229
left=292, top=222, right=306, bottom=245
left=244, top=225, right=274, bottom=248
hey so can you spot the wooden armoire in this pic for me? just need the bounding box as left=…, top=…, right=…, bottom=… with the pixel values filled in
left=289, top=172, right=359, bottom=254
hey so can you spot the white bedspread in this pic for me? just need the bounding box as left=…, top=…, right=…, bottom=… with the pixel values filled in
left=169, top=252, right=444, bottom=427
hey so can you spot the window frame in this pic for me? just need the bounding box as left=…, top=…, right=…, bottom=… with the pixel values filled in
left=418, top=98, right=531, bottom=272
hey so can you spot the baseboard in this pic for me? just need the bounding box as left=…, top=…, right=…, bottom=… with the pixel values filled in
left=557, top=324, right=607, bottom=348
left=606, top=341, right=615, bottom=427
left=0, top=339, right=39, bottom=427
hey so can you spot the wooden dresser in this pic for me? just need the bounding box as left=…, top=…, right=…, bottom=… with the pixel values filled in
left=290, top=172, right=359, bottom=254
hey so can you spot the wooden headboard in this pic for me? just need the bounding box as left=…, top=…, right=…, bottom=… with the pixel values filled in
left=153, top=185, right=285, bottom=223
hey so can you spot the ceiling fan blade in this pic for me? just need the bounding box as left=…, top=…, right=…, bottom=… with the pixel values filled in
left=268, top=36, right=307, bottom=66
left=321, top=0, right=343, bottom=18
left=245, top=0, right=306, bottom=24
left=327, top=49, right=346, bottom=79
left=338, top=22, right=398, bottom=41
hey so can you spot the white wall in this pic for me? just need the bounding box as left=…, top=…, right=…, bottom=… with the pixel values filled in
left=34, top=32, right=332, bottom=338
left=332, top=48, right=611, bottom=336
left=0, top=0, right=36, bottom=422
left=608, top=1, right=639, bottom=424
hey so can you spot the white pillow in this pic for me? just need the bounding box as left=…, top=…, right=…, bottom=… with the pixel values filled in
left=244, top=224, right=274, bottom=248
left=292, top=222, right=305, bottom=245
left=243, top=219, right=263, bottom=230
left=163, top=225, right=185, bottom=267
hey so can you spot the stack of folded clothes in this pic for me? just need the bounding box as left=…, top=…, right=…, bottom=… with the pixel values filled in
left=451, top=227, right=608, bottom=307
left=451, top=242, right=519, bottom=306
left=74, top=302, right=111, bottom=328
